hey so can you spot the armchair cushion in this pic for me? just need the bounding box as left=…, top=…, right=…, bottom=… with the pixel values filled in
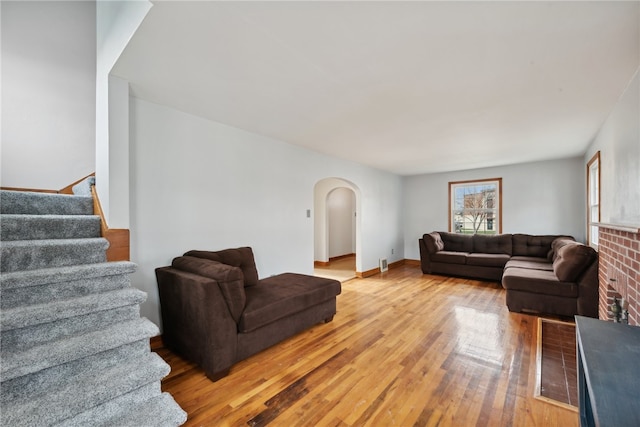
left=185, top=246, right=259, bottom=287
left=239, top=273, right=341, bottom=333
left=172, top=256, right=246, bottom=322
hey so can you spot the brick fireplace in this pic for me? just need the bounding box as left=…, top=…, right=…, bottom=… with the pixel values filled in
left=597, top=224, right=640, bottom=326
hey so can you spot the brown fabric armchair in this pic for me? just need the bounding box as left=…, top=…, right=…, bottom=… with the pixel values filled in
left=156, top=247, right=341, bottom=381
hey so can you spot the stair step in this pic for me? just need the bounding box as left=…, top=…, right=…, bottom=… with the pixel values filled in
left=1, top=317, right=159, bottom=382
left=0, top=238, right=108, bottom=272
left=1, top=261, right=136, bottom=290
left=71, top=176, right=95, bottom=197
left=1, top=262, right=136, bottom=309
left=0, top=214, right=101, bottom=241
left=0, top=190, right=94, bottom=215
left=1, top=352, right=171, bottom=427
left=92, top=392, right=188, bottom=427
left=1, top=287, right=146, bottom=331
left=2, top=305, right=141, bottom=351
left=1, top=340, right=150, bottom=403
left=57, top=389, right=187, bottom=427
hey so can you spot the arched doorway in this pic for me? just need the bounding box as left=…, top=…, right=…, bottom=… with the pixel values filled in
left=313, top=178, right=361, bottom=281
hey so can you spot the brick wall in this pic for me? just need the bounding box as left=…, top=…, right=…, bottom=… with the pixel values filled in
left=598, top=226, right=640, bottom=325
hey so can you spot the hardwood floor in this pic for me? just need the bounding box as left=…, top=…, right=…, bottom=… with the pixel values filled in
left=156, top=265, right=578, bottom=426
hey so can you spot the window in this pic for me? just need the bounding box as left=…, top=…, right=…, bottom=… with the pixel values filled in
left=587, top=152, right=600, bottom=248
left=449, top=178, right=502, bottom=235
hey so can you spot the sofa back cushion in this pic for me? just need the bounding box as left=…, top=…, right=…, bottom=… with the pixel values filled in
left=552, top=242, right=597, bottom=282
left=423, top=232, right=445, bottom=253
left=172, top=256, right=246, bottom=322
left=549, top=237, right=577, bottom=261
left=472, top=234, right=512, bottom=255
left=438, top=232, right=473, bottom=252
left=184, top=247, right=259, bottom=287
left=511, top=234, right=572, bottom=258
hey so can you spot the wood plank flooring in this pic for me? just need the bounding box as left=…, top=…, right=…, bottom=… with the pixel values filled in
left=155, top=265, right=578, bottom=426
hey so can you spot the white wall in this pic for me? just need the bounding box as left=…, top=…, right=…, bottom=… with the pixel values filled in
left=1, top=1, right=96, bottom=189
left=403, top=157, right=586, bottom=260
left=130, top=98, right=404, bottom=328
left=96, top=0, right=151, bottom=227
left=328, top=187, right=356, bottom=258
left=585, top=68, right=640, bottom=226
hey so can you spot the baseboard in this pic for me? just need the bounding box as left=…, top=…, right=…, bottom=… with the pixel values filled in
left=330, top=253, right=355, bottom=262
left=315, top=253, right=355, bottom=268
left=356, top=259, right=414, bottom=278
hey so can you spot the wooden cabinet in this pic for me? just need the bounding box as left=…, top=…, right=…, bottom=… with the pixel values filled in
left=576, top=316, right=640, bottom=427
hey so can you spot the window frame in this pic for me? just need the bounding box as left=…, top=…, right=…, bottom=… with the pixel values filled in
left=587, top=151, right=600, bottom=248
left=448, top=178, right=503, bottom=235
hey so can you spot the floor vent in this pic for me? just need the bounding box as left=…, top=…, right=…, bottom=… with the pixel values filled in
left=379, top=258, right=388, bottom=272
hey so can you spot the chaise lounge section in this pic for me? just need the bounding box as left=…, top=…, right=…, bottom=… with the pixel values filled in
left=156, top=247, right=341, bottom=381
left=419, top=232, right=598, bottom=317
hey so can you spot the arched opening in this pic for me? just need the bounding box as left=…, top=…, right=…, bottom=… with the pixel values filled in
left=313, top=178, right=361, bottom=281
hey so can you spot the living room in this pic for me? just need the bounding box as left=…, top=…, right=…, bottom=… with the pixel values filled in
left=2, top=1, right=639, bottom=425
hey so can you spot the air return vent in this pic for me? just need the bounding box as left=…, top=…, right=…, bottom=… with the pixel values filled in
left=379, top=258, right=388, bottom=272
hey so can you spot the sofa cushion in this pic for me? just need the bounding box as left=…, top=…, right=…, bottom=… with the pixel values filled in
left=472, top=234, right=512, bottom=255
left=171, top=256, right=246, bottom=322
left=502, top=267, right=578, bottom=298
left=553, top=242, right=597, bottom=282
left=548, top=237, right=577, bottom=261
left=185, top=247, right=259, bottom=287
left=430, top=251, right=468, bottom=265
left=512, top=234, right=569, bottom=258
left=466, top=253, right=510, bottom=268
left=505, top=258, right=554, bottom=271
left=438, top=232, right=473, bottom=252
left=239, top=273, right=341, bottom=333
left=423, top=232, right=444, bottom=253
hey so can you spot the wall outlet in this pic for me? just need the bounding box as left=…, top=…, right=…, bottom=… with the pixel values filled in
left=391, top=248, right=394, bottom=254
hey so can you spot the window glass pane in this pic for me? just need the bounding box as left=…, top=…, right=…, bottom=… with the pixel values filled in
left=450, top=179, right=501, bottom=235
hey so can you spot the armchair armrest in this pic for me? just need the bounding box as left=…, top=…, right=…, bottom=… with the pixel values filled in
left=171, top=256, right=246, bottom=322
left=156, top=267, right=238, bottom=381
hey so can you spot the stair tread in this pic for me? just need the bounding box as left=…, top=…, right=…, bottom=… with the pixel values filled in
left=1, top=238, right=109, bottom=272
left=97, top=393, right=188, bottom=427
left=1, top=261, right=136, bottom=289
left=1, top=352, right=170, bottom=427
left=0, top=213, right=100, bottom=219
left=1, top=287, right=146, bottom=330
left=1, top=237, right=108, bottom=247
left=1, top=317, right=159, bottom=381
left=1, top=214, right=102, bottom=241
left=0, top=190, right=94, bottom=215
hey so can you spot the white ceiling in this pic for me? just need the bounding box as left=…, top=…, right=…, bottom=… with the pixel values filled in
left=112, top=1, right=640, bottom=176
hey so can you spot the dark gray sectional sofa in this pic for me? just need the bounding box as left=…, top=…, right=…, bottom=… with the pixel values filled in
left=419, top=232, right=598, bottom=318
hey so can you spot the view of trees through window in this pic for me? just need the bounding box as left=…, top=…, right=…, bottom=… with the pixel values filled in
left=449, top=178, right=502, bottom=235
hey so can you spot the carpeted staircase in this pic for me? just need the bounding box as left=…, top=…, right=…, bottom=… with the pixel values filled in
left=0, top=187, right=187, bottom=426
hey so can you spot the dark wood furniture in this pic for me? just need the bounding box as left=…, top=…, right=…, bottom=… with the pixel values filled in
left=576, top=315, right=640, bottom=427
